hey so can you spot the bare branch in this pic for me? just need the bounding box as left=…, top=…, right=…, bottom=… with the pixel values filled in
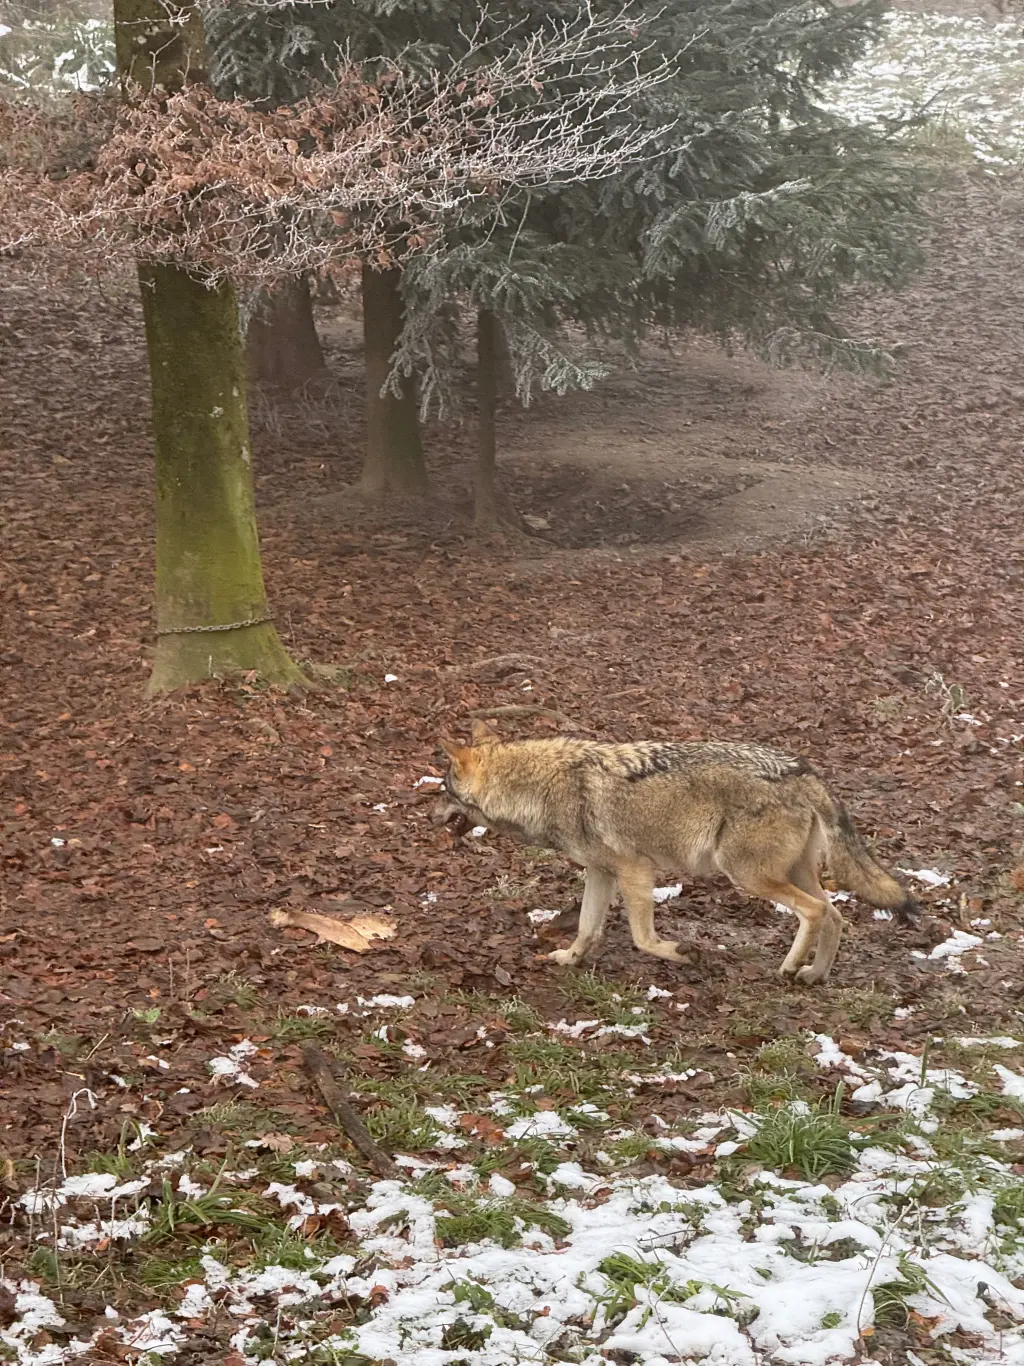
left=457, top=653, right=543, bottom=674
left=301, top=1045, right=401, bottom=1181
left=1, top=8, right=677, bottom=284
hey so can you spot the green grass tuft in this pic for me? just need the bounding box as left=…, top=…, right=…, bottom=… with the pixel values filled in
left=747, top=1092, right=857, bottom=1181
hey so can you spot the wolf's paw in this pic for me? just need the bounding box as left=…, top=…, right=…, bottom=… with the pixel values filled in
left=666, top=942, right=694, bottom=965
left=777, top=962, right=800, bottom=979
left=636, top=939, right=692, bottom=964
left=795, top=964, right=827, bottom=986
left=546, top=947, right=581, bottom=967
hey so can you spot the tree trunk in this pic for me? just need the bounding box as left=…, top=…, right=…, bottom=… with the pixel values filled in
left=475, top=307, right=499, bottom=531
left=248, top=275, right=326, bottom=390
left=113, top=0, right=305, bottom=695
left=495, top=316, right=515, bottom=398
left=360, top=263, right=427, bottom=496
left=141, top=264, right=306, bottom=695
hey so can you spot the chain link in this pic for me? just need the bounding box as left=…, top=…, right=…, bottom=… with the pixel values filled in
left=155, top=615, right=273, bottom=637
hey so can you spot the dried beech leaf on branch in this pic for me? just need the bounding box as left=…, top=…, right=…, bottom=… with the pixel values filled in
left=0, top=11, right=675, bottom=285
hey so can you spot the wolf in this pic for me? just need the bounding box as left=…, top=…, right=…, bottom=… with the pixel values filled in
left=433, top=722, right=916, bottom=985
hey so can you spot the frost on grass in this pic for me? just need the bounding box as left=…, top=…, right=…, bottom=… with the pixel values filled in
left=8, top=1026, right=1024, bottom=1366
left=825, top=11, right=1024, bottom=167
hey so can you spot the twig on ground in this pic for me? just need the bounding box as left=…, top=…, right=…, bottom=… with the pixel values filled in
left=467, top=704, right=570, bottom=725
left=301, top=1044, right=400, bottom=1180
left=457, top=653, right=542, bottom=674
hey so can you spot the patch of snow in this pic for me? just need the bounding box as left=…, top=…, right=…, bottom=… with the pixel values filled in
left=900, top=867, right=951, bottom=887
left=812, top=1035, right=871, bottom=1081
left=423, top=1104, right=460, bottom=1129
left=505, top=1110, right=576, bottom=1140
left=923, top=930, right=984, bottom=973
left=550, top=1017, right=651, bottom=1044
left=527, top=906, right=560, bottom=923
left=208, top=1039, right=260, bottom=1089
left=994, top=1065, right=1024, bottom=1100
left=653, top=883, right=682, bottom=903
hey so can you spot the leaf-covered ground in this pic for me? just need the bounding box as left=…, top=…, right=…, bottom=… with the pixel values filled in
left=3, top=46, right=1024, bottom=1366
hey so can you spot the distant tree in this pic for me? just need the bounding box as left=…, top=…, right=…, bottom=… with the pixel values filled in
left=201, top=2, right=661, bottom=498
left=205, top=1, right=440, bottom=488
left=390, top=0, right=930, bottom=528
left=246, top=275, right=326, bottom=391
left=209, top=2, right=928, bottom=528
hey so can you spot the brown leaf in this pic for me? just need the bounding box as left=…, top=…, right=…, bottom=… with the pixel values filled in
left=254, top=1132, right=294, bottom=1153
left=268, top=907, right=396, bottom=952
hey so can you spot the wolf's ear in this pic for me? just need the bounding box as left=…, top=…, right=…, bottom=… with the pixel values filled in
left=439, top=736, right=463, bottom=761
left=439, top=738, right=478, bottom=776
left=470, top=719, right=500, bottom=745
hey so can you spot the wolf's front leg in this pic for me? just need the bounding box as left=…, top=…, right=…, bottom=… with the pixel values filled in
left=547, top=867, right=615, bottom=967
left=617, top=862, right=690, bottom=963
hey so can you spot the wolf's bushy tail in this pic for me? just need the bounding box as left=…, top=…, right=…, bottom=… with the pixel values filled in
left=803, top=779, right=917, bottom=922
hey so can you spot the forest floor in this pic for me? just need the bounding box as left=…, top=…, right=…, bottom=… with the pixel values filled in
left=2, top=46, right=1024, bottom=1366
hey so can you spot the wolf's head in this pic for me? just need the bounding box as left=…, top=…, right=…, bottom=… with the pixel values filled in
left=431, top=721, right=500, bottom=830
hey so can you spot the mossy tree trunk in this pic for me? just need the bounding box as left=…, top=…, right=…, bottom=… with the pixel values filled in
left=140, top=264, right=306, bottom=695
left=113, top=0, right=305, bottom=695
left=475, top=307, right=499, bottom=531
left=248, top=275, right=326, bottom=390
left=360, top=263, right=428, bottom=496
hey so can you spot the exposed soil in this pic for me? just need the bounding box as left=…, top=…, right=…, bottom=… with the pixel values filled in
left=266, top=306, right=871, bottom=555
left=1, top=169, right=1023, bottom=1352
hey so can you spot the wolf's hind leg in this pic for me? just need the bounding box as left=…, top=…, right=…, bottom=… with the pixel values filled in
left=736, top=871, right=842, bottom=984
left=718, top=817, right=843, bottom=985
left=547, top=867, right=615, bottom=967
left=617, top=862, right=690, bottom=963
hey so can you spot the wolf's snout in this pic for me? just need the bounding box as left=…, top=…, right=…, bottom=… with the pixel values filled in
left=431, top=795, right=464, bottom=827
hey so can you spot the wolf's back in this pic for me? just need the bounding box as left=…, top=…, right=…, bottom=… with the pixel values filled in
left=600, top=739, right=812, bottom=784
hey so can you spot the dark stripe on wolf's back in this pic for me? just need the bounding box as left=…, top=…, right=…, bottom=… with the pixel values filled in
left=619, top=742, right=813, bottom=783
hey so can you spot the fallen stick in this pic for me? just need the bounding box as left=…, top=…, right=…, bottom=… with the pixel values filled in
left=467, top=704, right=570, bottom=726
left=457, top=653, right=542, bottom=674
left=301, top=1044, right=400, bottom=1181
